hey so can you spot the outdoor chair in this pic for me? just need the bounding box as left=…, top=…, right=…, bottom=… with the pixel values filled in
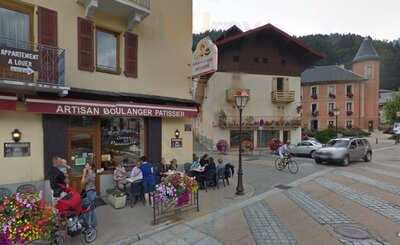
left=16, top=184, right=37, bottom=194
left=130, top=180, right=145, bottom=207
left=0, top=187, right=12, bottom=202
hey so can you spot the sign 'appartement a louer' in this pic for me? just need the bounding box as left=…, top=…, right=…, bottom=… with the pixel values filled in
left=192, top=37, right=218, bottom=77
left=26, top=98, right=198, bottom=118
left=0, top=47, right=39, bottom=75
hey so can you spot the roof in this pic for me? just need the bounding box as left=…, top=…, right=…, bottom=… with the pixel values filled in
left=215, top=23, right=325, bottom=60
left=215, top=25, right=243, bottom=42
left=301, top=65, right=366, bottom=84
left=353, top=37, right=380, bottom=63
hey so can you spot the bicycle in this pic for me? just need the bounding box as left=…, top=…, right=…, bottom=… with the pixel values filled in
left=274, top=154, right=299, bottom=174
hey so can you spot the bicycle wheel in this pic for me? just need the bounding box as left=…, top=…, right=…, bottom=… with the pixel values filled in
left=275, top=158, right=285, bottom=171
left=288, top=159, right=299, bottom=174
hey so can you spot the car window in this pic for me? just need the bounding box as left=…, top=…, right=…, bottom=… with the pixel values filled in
left=327, top=139, right=349, bottom=148
left=304, top=142, right=312, bottom=146
left=350, top=141, right=357, bottom=149
left=357, top=139, right=364, bottom=146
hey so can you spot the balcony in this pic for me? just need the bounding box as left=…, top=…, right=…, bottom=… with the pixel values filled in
left=0, top=37, right=68, bottom=95
left=215, top=115, right=301, bottom=129
left=271, top=91, right=295, bottom=103
left=78, top=0, right=151, bottom=30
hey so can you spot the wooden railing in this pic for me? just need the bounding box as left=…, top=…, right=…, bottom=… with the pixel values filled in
left=271, top=91, right=295, bottom=103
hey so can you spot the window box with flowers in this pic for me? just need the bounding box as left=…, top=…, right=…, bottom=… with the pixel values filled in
left=311, top=94, right=318, bottom=100
left=346, top=111, right=353, bottom=116
left=107, top=189, right=127, bottom=209
left=312, top=111, right=319, bottom=117
left=329, top=93, right=336, bottom=99
left=329, top=111, right=335, bottom=117
left=347, top=93, right=354, bottom=99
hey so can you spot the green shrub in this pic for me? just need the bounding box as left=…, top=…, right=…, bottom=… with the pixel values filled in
left=309, top=128, right=370, bottom=144
left=313, top=128, right=337, bottom=143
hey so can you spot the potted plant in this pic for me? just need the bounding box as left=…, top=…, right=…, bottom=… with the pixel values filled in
left=329, top=93, right=336, bottom=99
left=107, top=189, right=127, bottom=209
left=311, top=94, right=318, bottom=100
left=329, top=111, right=335, bottom=117
left=347, top=93, right=354, bottom=98
left=347, top=111, right=353, bottom=116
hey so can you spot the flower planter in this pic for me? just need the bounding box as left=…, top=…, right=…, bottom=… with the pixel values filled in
left=177, top=192, right=190, bottom=206
left=108, top=194, right=126, bottom=209
left=346, top=111, right=353, bottom=116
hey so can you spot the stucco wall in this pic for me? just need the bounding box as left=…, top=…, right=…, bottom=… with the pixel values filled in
left=10, top=0, right=193, bottom=99
left=0, top=111, right=44, bottom=185
left=162, top=118, right=193, bottom=164
left=198, top=72, right=302, bottom=147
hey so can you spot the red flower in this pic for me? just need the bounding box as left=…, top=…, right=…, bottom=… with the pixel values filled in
left=347, top=111, right=353, bottom=116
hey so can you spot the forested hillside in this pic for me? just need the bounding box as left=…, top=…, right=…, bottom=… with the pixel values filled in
left=193, top=31, right=400, bottom=90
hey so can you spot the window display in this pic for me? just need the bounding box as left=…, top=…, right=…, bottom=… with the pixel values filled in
left=101, top=117, right=145, bottom=171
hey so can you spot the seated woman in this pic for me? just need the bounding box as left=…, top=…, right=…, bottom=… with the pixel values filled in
left=113, top=162, right=128, bottom=191
left=129, top=161, right=144, bottom=207
left=199, top=154, right=209, bottom=167
left=190, top=155, right=200, bottom=170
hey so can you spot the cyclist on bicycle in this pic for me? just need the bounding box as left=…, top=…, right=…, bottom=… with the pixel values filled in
left=278, top=141, right=291, bottom=159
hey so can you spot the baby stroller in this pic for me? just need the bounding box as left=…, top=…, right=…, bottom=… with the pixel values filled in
left=52, top=186, right=97, bottom=244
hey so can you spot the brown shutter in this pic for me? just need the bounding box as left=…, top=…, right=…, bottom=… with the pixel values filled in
left=124, top=32, right=138, bottom=78
left=38, top=7, right=58, bottom=83
left=78, top=17, right=94, bottom=72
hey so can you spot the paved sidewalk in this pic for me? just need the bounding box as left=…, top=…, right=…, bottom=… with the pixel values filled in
left=123, top=145, right=400, bottom=245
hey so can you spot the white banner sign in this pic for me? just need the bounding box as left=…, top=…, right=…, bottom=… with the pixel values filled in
left=192, top=37, right=218, bottom=77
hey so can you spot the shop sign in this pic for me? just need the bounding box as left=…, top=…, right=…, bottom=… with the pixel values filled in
left=110, top=135, right=134, bottom=146
left=26, top=98, right=198, bottom=118
left=4, top=142, right=31, bottom=158
left=0, top=47, right=39, bottom=75
left=192, top=37, right=218, bottom=77
left=171, top=138, right=183, bottom=148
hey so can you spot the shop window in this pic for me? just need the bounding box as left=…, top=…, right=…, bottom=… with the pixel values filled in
left=310, top=120, right=318, bottom=131
left=230, top=130, right=253, bottom=148
left=101, top=117, right=145, bottom=171
left=257, top=130, right=279, bottom=148
left=96, top=28, right=119, bottom=73
left=69, top=116, right=97, bottom=127
left=346, top=120, right=353, bottom=129
left=0, top=6, right=31, bottom=48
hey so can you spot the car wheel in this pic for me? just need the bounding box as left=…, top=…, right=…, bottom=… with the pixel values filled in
left=363, top=152, right=372, bottom=162
left=315, top=159, right=322, bottom=164
left=342, top=156, right=350, bottom=166
left=310, top=150, right=316, bottom=159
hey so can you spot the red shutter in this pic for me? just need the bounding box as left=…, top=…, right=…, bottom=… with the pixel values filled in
left=78, top=17, right=94, bottom=72
left=38, top=7, right=58, bottom=83
left=124, top=32, right=138, bottom=78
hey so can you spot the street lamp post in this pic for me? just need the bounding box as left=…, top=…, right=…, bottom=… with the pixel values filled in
left=333, top=108, right=340, bottom=136
left=234, top=90, right=249, bottom=196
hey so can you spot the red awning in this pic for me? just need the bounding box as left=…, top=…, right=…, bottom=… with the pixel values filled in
left=0, top=95, right=18, bottom=111
left=26, top=98, right=198, bottom=118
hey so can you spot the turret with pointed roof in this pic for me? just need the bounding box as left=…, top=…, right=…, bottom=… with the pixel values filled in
left=352, top=37, right=380, bottom=63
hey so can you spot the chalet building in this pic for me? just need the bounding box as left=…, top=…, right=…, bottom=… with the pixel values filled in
left=194, top=24, right=323, bottom=150
left=301, top=37, right=380, bottom=131
left=0, top=0, right=197, bottom=195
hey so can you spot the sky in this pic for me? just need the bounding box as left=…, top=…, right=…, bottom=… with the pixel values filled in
left=193, top=0, right=400, bottom=41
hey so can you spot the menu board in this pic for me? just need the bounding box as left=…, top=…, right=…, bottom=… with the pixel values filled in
left=4, top=142, right=31, bottom=158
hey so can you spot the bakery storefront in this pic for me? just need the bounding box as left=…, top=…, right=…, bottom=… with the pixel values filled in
left=20, top=94, right=197, bottom=195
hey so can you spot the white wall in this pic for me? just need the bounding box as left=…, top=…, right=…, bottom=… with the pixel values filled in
left=198, top=72, right=302, bottom=148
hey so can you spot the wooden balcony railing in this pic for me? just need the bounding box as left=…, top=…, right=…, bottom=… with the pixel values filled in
left=271, top=91, right=295, bottom=103
left=128, top=0, right=151, bottom=10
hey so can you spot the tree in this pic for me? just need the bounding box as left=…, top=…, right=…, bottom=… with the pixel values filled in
left=383, top=92, right=400, bottom=124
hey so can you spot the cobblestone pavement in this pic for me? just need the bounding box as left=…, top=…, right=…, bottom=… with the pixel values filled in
left=335, top=170, right=400, bottom=195
left=363, top=167, right=400, bottom=180
left=243, top=201, right=297, bottom=245
left=316, top=178, right=400, bottom=224
left=285, top=189, right=388, bottom=245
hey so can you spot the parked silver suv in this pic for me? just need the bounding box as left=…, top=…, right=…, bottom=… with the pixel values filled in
left=314, top=138, right=372, bottom=166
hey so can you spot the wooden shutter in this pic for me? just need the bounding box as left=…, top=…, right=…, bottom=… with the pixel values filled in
left=124, top=32, right=138, bottom=78
left=38, top=7, right=58, bottom=83
left=78, top=17, right=94, bottom=72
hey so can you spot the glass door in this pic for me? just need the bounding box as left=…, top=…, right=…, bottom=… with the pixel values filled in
left=67, top=128, right=98, bottom=193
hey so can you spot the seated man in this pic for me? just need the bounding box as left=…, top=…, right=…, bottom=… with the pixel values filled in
left=113, top=162, right=128, bottom=190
